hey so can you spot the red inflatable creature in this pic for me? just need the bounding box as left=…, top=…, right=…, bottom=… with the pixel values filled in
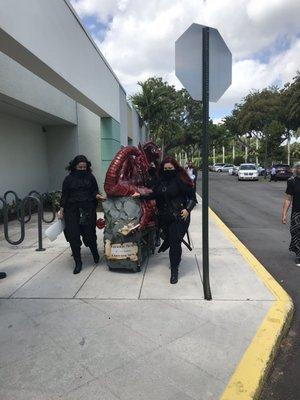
left=104, top=141, right=160, bottom=229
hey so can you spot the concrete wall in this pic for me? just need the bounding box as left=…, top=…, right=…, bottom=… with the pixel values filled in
left=46, top=104, right=102, bottom=191
left=127, top=104, right=133, bottom=142
left=141, top=125, right=149, bottom=143
left=100, top=118, right=121, bottom=186
left=76, top=104, right=101, bottom=184
left=0, top=0, right=121, bottom=120
left=119, top=88, right=128, bottom=147
left=46, top=125, right=78, bottom=192
left=0, top=52, right=76, bottom=125
left=0, top=113, right=49, bottom=197
left=131, top=108, right=141, bottom=145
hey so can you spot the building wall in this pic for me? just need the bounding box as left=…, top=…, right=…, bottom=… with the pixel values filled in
left=46, top=125, right=78, bottom=192
left=131, top=108, right=141, bottom=145
left=119, top=87, right=128, bottom=146
left=46, top=104, right=102, bottom=191
left=0, top=0, right=148, bottom=198
left=0, top=52, right=76, bottom=125
left=76, top=103, right=101, bottom=184
left=100, top=117, right=121, bottom=187
left=127, top=104, right=133, bottom=143
left=0, top=113, right=49, bottom=197
left=0, top=0, right=121, bottom=121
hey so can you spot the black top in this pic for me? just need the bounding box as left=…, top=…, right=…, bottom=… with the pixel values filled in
left=60, top=171, right=99, bottom=208
left=140, top=175, right=197, bottom=219
left=286, top=176, right=300, bottom=213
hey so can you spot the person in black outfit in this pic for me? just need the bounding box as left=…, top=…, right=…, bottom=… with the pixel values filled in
left=133, top=156, right=197, bottom=284
left=58, top=155, right=106, bottom=274
left=282, top=162, right=300, bottom=266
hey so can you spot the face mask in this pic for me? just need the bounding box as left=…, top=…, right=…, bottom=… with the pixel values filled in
left=163, top=169, right=177, bottom=180
left=74, top=169, right=88, bottom=177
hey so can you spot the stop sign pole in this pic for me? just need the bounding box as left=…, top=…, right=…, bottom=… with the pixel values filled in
left=202, top=27, right=212, bottom=300
left=175, top=23, right=232, bottom=301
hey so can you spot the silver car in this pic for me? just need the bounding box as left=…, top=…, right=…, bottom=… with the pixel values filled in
left=217, top=164, right=235, bottom=173
left=212, top=163, right=225, bottom=172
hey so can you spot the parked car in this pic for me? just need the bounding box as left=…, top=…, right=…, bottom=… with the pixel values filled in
left=228, top=166, right=239, bottom=176
left=217, top=164, right=236, bottom=173
left=238, top=164, right=259, bottom=181
left=272, top=164, right=292, bottom=180
left=212, top=163, right=225, bottom=172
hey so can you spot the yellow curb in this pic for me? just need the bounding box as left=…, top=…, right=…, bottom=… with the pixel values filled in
left=208, top=208, right=294, bottom=400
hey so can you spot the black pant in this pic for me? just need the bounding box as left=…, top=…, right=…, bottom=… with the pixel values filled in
left=64, top=202, right=97, bottom=257
left=161, top=216, right=190, bottom=267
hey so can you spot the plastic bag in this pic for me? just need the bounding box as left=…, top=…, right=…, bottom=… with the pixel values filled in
left=45, top=219, right=65, bottom=242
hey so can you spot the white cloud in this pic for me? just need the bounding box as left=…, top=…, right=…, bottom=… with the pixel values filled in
left=71, top=0, right=300, bottom=118
left=211, top=38, right=300, bottom=116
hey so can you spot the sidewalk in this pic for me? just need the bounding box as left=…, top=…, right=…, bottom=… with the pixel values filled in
left=0, top=201, right=276, bottom=400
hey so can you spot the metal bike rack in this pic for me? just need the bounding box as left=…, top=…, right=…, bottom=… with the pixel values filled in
left=1, top=190, right=58, bottom=251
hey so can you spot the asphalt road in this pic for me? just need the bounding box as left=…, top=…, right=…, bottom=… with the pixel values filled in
left=198, top=172, right=300, bottom=400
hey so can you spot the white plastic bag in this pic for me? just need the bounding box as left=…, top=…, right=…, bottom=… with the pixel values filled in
left=45, top=219, right=65, bottom=242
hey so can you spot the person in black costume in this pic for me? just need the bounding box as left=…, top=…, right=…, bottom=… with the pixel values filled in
left=58, top=155, right=106, bottom=274
left=133, top=156, right=197, bottom=284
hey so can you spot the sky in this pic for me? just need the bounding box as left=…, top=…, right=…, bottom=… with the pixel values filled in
left=70, top=0, right=300, bottom=122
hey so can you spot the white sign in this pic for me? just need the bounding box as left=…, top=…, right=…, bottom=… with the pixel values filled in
left=175, top=23, right=232, bottom=102
left=111, top=242, right=138, bottom=258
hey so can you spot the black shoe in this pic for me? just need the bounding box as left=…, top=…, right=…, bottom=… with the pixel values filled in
left=0, top=272, right=7, bottom=279
left=295, top=257, right=300, bottom=267
left=73, top=258, right=82, bottom=274
left=93, top=252, right=100, bottom=264
left=90, top=245, right=100, bottom=264
left=170, top=266, right=178, bottom=284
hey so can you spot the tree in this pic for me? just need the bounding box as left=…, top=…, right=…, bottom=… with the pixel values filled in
left=229, top=87, right=291, bottom=165
left=130, top=78, right=203, bottom=155
left=281, top=72, right=300, bottom=131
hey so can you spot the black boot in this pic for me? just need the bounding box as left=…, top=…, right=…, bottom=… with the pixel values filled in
left=170, top=265, right=179, bottom=284
left=71, top=245, right=82, bottom=274
left=73, top=257, right=82, bottom=274
left=89, top=243, right=100, bottom=264
left=0, top=272, right=7, bottom=279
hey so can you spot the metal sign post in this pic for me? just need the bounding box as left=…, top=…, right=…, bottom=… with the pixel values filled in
left=175, top=23, right=232, bottom=300
left=202, top=27, right=212, bottom=300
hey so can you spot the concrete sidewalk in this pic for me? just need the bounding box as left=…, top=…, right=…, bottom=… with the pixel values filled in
left=0, top=201, right=275, bottom=400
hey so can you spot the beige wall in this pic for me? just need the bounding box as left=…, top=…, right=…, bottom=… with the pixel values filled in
left=0, top=113, right=49, bottom=197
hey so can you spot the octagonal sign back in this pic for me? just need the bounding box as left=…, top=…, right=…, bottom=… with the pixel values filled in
left=175, top=23, right=232, bottom=102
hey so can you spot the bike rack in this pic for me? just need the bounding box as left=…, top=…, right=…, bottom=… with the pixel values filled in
left=0, top=190, right=58, bottom=251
